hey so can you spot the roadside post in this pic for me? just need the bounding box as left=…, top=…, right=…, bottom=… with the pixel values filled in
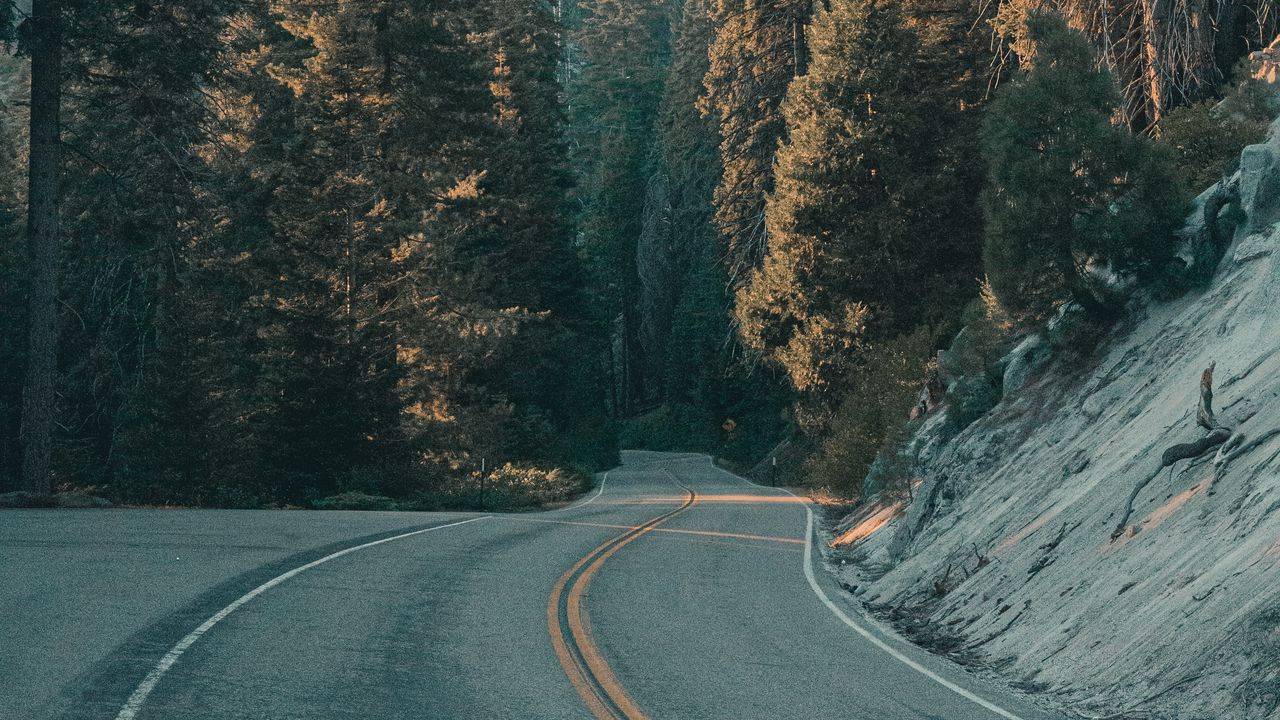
left=480, top=457, right=486, bottom=510
left=770, top=455, right=777, bottom=487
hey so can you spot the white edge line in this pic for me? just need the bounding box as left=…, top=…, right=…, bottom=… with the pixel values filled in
left=549, top=471, right=608, bottom=513
left=114, top=515, right=492, bottom=720
left=701, top=454, right=1027, bottom=720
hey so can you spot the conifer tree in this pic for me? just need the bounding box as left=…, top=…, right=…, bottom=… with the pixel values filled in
left=50, top=0, right=228, bottom=497
left=465, top=0, right=612, bottom=469
left=571, top=0, right=672, bottom=412
left=981, top=12, right=1187, bottom=318
left=701, top=0, right=809, bottom=287
left=0, top=57, right=26, bottom=491
left=736, top=0, right=925, bottom=395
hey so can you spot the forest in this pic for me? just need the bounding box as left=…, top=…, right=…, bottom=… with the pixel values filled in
left=0, top=0, right=1275, bottom=509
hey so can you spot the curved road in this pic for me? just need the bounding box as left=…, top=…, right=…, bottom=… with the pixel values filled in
left=2, top=451, right=1063, bottom=720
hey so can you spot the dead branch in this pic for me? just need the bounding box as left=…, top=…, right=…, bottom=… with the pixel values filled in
left=934, top=564, right=952, bottom=596
left=972, top=542, right=990, bottom=569
left=1214, top=427, right=1280, bottom=483
left=1196, top=363, right=1221, bottom=430
left=1112, top=364, right=1231, bottom=540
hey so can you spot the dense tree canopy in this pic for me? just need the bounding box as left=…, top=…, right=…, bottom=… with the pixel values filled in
left=981, top=12, right=1188, bottom=318
left=0, top=0, right=1260, bottom=502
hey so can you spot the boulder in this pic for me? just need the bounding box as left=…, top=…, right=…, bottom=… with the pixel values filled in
left=1000, top=334, right=1049, bottom=395
left=1236, top=118, right=1280, bottom=236
left=936, top=327, right=973, bottom=391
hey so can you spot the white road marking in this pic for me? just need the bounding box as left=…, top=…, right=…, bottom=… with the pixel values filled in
left=701, top=454, right=1028, bottom=720
left=114, top=515, right=492, bottom=720
left=549, top=472, right=608, bottom=513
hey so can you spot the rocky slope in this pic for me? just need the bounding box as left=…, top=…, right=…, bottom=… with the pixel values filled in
left=824, top=123, right=1280, bottom=719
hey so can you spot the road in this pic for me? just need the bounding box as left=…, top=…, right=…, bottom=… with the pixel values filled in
left=2, top=451, right=1063, bottom=720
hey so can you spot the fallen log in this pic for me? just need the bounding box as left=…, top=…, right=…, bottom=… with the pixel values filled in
left=1161, top=427, right=1233, bottom=466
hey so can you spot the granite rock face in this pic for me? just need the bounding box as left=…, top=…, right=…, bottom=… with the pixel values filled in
left=825, top=127, right=1280, bottom=719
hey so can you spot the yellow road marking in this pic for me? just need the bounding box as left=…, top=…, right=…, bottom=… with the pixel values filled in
left=506, top=516, right=803, bottom=545
left=547, top=488, right=697, bottom=720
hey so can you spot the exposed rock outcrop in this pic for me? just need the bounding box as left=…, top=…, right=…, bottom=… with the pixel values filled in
left=824, top=122, right=1280, bottom=719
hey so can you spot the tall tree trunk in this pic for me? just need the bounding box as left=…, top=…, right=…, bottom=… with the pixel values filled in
left=1141, top=0, right=1168, bottom=128
left=20, top=0, right=63, bottom=495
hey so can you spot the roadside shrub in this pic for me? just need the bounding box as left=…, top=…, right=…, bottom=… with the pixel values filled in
left=337, top=466, right=393, bottom=496
left=863, top=445, right=921, bottom=502
left=312, top=491, right=398, bottom=511
left=0, top=491, right=56, bottom=508
left=1046, top=304, right=1110, bottom=362
left=194, top=483, right=269, bottom=509
left=949, top=280, right=1019, bottom=379
left=471, top=463, right=589, bottom=511
left=806, top=330, right=932, bottom=498
left=619, top=404, right=714, bottom=452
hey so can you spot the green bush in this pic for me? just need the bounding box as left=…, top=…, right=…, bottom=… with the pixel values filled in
left=1159, top=74, right=1272, bottom=192
left=312, top=491, right=398, bottom=511
left=1046, top=305, right=1110, bottom=362
left=468, top=463, right=589, bottom=511
left=806, top=330, right=932, bottom=498
left=619, top=404, right=714, bottom=452
left=0, top=491, right=56, bottom=508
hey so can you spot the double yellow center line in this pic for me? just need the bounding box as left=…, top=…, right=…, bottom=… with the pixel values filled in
left=546, top=486, right=698, bottom=720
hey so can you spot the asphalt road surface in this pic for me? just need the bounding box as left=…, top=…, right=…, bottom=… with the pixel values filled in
left=2, top=451, right=1064, bottom=720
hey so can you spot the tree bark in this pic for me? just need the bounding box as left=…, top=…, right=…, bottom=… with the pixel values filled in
left=1141, top=0, right=1169, bottom=129
left=20, top=0, right=63, bottom=495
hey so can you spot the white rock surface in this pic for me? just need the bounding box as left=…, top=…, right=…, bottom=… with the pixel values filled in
left=825, top=130, right=1280, bottom=719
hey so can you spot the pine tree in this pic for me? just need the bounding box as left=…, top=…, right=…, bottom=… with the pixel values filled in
left=900, top=0, right=990, bottom=315
left=461, top=0, right=613, bottom=470
left=570, top=0, right=672, bottom=413
left=55, top=0, right=239, bottom=499
left=654, top=0, right=720, bottom=403
left=0, top=56, right=27, bottom=491
left=981, top=12, right=1188, bottom=318
left=735, top=0, right=925, bottom=395
left=701, top=0, right=810, bottom=287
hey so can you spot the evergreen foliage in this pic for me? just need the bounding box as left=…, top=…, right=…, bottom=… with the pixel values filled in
left=3, top=0, right=610, bottom=505
left=806, top=330, right=931, bottom=498
left=0, top=0, right=1258, bottom=503
left=736, top=0, right=928, bottom=395
left=1158, top=65, right=1275, bottom=191
left=980, top=12, right=1189, bottom=319
left=701, top=0, right=809, bottom=287
left=619, top=0, right=791, bottom=463
left=570, top=0, right=672, bottom=413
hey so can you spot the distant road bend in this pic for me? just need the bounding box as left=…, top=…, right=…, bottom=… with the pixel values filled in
left=2, top=451, right=1065, bottom=720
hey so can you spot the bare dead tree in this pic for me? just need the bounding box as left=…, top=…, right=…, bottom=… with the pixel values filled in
left=1112, top=363, right=1231, bottom=539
